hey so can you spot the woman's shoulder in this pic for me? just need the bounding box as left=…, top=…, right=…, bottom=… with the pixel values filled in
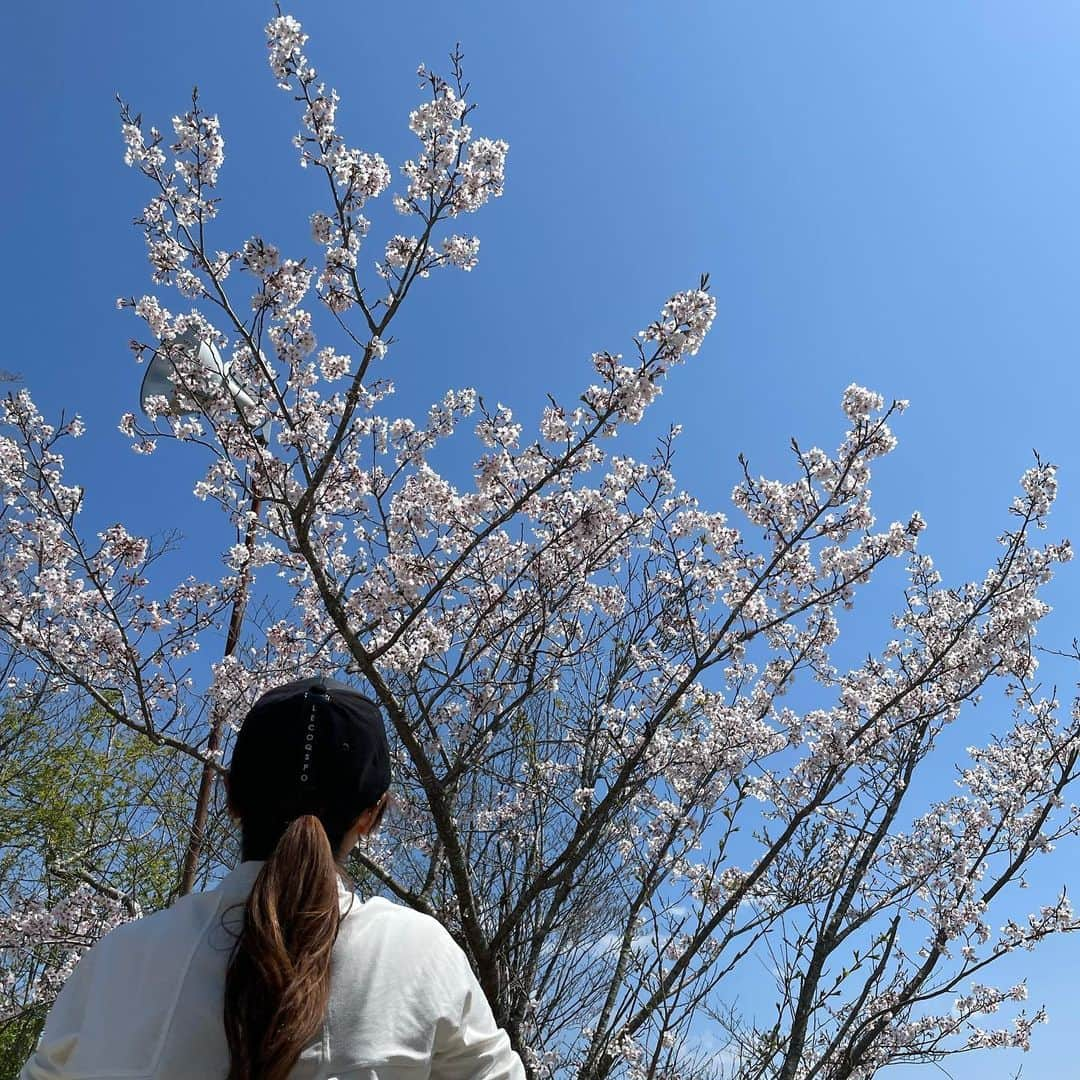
left=341, top=894, right=459, bottom=949
left=89, top=884, right=228, bottom=961
left=349, top=893, right=441, bottom=925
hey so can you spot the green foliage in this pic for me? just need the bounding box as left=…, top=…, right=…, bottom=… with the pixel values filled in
left=0, top=699, right=199, bottom=1067
left=0, top=702, right=186, bottom=911
left=0, top=1003, right=47, bottom=1080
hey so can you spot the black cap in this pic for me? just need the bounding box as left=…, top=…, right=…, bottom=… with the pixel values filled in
left=228, top=676, right=391, bottom=834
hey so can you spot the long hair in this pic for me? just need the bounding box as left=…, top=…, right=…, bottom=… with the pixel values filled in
left=221, top=677, right=390, bottom=1079
left=222, top=814, right=346, bottom=1080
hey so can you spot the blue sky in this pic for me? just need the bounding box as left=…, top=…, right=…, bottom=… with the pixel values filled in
left=6, top=1, right=1080, bottom=1075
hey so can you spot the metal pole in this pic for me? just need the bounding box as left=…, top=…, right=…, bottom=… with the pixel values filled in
left=176, top=492, right=262, bottom=896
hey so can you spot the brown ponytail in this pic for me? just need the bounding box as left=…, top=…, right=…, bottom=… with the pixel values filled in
left=223, top=815, right=343, bottom=1080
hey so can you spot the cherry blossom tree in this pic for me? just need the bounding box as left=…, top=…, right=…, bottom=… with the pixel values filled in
left=1, top=11, right=1078, bottom=1079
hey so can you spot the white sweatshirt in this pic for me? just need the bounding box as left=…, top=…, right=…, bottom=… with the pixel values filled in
left=20, top=861, right=527, bottom=1079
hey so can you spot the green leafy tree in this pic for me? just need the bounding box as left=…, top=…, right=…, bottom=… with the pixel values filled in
left=0, top=698, right=195, bottom=1075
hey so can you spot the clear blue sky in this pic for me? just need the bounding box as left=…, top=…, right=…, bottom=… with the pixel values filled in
left=6, top=2, right=1080, bottom=1075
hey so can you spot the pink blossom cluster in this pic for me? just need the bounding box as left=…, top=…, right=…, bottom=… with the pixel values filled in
left=0, top=887, right=135, bottom=1024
